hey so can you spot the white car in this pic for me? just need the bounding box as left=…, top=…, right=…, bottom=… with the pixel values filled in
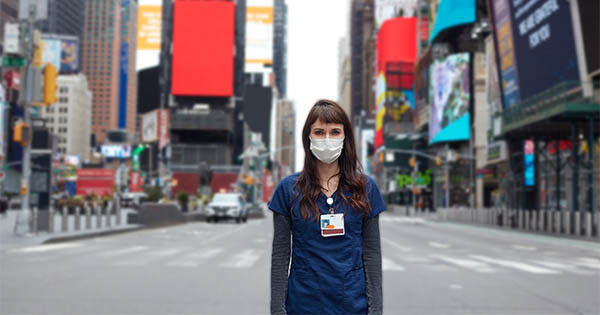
left=205, top=193, right=248, bottom=223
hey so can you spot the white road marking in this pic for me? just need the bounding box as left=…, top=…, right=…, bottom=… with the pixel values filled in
left=511, top=245, right=537, bottom=251
left=432, top=255, right=495, bottom=273
left=382, top=257, right=405, bottom=271
left=470, top=255, right=560, bottom=274
left=97, top=246, right=149, bottom=257
left=382, top=237, right=412, bottom=252
left=167, top=248, right=225, bottom=267
left=449, top=284, right=462, bottom=289
left=396, top=256, right=432, bottom=264
left=573, top=257, right=600, bottom=270
left=381, top=217, right=426, bottom=224
left=428, top=242, right=451, bottom=249
left=531, top=260, right=594, bottom=275
left=221, top=249, right=262, bottom=268
left=8, top=243, right=83, bottom=254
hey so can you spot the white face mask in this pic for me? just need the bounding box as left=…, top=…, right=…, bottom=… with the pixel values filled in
left=309, top=137, right=344, bottom=164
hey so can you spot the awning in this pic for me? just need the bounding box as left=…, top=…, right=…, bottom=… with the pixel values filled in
left=429, top=0, right=476, bottom=43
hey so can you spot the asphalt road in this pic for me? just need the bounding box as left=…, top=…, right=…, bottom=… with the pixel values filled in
left=1, top=212, right=599, bottom=314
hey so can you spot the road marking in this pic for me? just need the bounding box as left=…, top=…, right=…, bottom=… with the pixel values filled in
left=382, top=237, right=412, bottom=252
left=167, top=248, right=225, bottom=267
left=114, top=248, right=188, bottom=266
left=573, top=257, right=600, bottom=270
left=221, top=249, right=262, bottom=268
left=428, top=242, right=451, bottom=249
left=97, top=246, right=148, bottom=257
left=470, top=255, right=560, bottom=274
left=511, top=245, right=537, bottom=251
left=432, top=255, right=495, bottom=273
left=449, top=284, right=462, bottom=289
left=382, top=257, right=405, bottom=271
left=381, top=217, right=426, bottom=224
left=396, top=256, right=432, bottom=264
left=531, top=260, right=594, bottom=275
left=8, top=243, right=83, bottom=254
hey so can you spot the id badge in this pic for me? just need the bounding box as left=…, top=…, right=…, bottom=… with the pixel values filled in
left=320, top=213, right=345, bottom=237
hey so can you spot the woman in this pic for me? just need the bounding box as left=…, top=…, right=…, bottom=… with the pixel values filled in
left=269, top=99, right=386, bottom=314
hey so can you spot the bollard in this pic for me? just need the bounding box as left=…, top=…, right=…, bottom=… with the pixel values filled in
left=531, top=211, right=537, bottom=231
left=524, top=210, right=529, bottom=230
left=48, top=207, right=54, bottom=233
left=596, top=212, right=600, bottom=239
left=106, top=201, right=112, bottom=228
left=575, top=211, right=581, bottom=236
left=585, top=212, right=592, bottom=238
left=96, top=203, right=102, bottom=228
left=75, top=206, right=81, bottom=231
left=518, top=210, right=523, bottom=229
left=32, top=207, right=38, bottom=234
left=62, top=206, right=68, bottom=232
left=115, top=196, right=121, bottom=225
left=564, top=211, right=570, bottom=235
left=85, top=203, right=92, bottom=229
left=554, top=211, right=560, bottom=234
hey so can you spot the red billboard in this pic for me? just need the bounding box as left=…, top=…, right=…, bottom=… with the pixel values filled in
left=171, top=0, right=234, bottom=97
left=129, top=171, right=143, bottom=193
left=76, top=169, right=115, bottom=196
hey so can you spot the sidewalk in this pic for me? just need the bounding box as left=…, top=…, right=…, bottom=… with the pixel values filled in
left=0, top=209, right=143, bottom=251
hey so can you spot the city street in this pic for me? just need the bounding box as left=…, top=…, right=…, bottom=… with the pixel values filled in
left=1, top=212, right=599, bottom=315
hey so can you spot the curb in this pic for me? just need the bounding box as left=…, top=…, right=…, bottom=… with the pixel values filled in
left=42, top=225, right=146, bottom=244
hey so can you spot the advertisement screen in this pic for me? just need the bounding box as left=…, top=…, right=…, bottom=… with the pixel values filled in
left=101, top=144, right=132, bottom=158
left=171, top=0, right=234, bottom=96
left=429, top=0, right=475, bottom=42
left=375, top=0, right=417, bottom=29
left=524, top=140, right=535, bottom=186
left=119, top=42, right=128, bottom=129
left=137, top=5, right=162, bottom=50
left=42, top=38, right=61, bottom=70
left=60, top=39, right=78, bottom=73
left=245, top=0, right=274, bottom=66
left=428, top=53, right=471, bottom=144
left=76, top=169, right=115, bottom=196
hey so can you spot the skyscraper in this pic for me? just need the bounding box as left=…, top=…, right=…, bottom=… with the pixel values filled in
left=273, top=0, right=287, bottom=98
left=35, top=0, right=84, bottom=42
left=81, top=0, right=122, bottom=143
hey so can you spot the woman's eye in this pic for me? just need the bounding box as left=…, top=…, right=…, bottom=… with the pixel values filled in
left=331, top=130, right=340, bottom=135
left=314, top=130, right=324, bottom=135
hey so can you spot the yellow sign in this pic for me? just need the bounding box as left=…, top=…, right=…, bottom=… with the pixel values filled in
left=137, top=5, right=162, bottom=50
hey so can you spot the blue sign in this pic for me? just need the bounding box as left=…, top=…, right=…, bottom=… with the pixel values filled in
left=119, top=42, right=128, bottom=129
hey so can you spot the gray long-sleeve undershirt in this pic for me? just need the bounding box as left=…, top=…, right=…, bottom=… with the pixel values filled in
left=270, top=213, right=383, bottom=315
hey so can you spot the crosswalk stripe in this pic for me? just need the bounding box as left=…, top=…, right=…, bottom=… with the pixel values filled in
left=167, top=248, right=225, bottom=267
left=221, top=249, right=263, bottom=269
left=382, top=257, right=405, bottom=271
left=432, top=255, right=495, bottom=273
left=428, top=242, right=451, bottom=249
left=531, top=260, right=594, bottom=275
left=573, top=257, right=600, bottom=270
left=8, top=243, right=83, bottom=254
left=97, top=246, right=148, bottom=257
left=470, top=255, right=560, bottom=274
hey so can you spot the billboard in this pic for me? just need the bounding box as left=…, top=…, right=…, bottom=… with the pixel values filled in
left=119, top=42, right=128, bottom=129
left=428, top=53, right=471, bottom=144
left=171, top=0, right=234, bottom=96
left=101, top=144, right=132, bottom=158
left=141, top=109, right=169, bottom=145
left=524, top=140, right=535, bottom=187
left=76, top=169, right=115, bottom=196
left=429, top=0, right=475, bottom=42
left=245, top=0, right=274, bottom=66
left=490, top=0, right=579, bottom=107
left=137, top=5, right=162, bottom=50
left=41, top=35, right=79, bottom=73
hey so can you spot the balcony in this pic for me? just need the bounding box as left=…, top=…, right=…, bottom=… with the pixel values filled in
left=170, top=109, right=234, bottom=132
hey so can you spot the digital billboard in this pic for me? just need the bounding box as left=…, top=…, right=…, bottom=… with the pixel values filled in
left=375, top=0, right=417, bottom=29
left=41, top=35, right=79, bottom=74
left=137, top=5, right=162, bottom=50
left=101, top=144, right=132, bottom=158
left=245, top=0, right=274, bottom=67
left=490, top=0, right=579, bottom=107
left=429, top=0, right=475, bottom=43
left=524, top=140, right=535, bottom=186
left=428, top=53, right=471, bottom=144
left=171, top=0, right=234, bottom=97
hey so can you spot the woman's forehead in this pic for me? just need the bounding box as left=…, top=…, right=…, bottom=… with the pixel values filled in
left=311, top=119, right=343, bottom=129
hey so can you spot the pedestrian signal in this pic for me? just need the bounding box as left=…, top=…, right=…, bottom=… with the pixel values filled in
left=13, top=121, right=30, bottom=146
left=409, top=157, right=416, bottom=168
left=435, top=155, right=441, bottom=166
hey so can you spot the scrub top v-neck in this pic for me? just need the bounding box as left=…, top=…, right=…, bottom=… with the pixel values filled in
left=268, top=173, right=386, bottom=314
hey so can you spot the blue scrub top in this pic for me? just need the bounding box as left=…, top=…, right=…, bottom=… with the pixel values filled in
left=268, top=173, right=386, bottom=314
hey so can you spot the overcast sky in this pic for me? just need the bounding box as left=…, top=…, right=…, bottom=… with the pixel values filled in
left=286, top=0, right=350, bottom=172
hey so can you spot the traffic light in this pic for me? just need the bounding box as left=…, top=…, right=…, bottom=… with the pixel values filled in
left=13, top=121, right=31, bottom=146
left=435, top=155, right=441, bottom=166
left=43, top=63, right=58, bottom=105
left=409, top=157, right=416, bottom=168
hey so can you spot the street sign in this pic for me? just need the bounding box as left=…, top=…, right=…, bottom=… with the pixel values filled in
left=2, top=55, right=25, bottom=68
left=3, top=23, right=20, bottom=54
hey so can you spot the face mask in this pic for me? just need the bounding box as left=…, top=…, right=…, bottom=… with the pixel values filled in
left=310, top=137, right=344, bottom=164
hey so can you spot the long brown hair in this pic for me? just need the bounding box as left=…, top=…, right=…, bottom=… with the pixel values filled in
left=294, top=99, right=371, bottom=220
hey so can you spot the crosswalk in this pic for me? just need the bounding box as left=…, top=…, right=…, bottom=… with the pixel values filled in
left=5, top=240, right=600, bottom=276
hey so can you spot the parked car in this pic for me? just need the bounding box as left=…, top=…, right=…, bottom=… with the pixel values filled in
left=204, top=193, right=248, bottom=223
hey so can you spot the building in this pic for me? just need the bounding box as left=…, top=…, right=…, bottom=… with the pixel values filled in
left=34, top=0, right=84, bottom=43
left=272, top=0, right=287, bottom=98
left=119, top=0, right=138, bottom=137
left=0, top=0, right=18, bottom=54
left=39, top=74, right=92, bottom=160
left=274, top=99, right=295, bottom=178
left=81, top=0, right=122, bottom=144
left=338, top=36, right=352, bottom=116
left=350, top=0, right=376, bottom=120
